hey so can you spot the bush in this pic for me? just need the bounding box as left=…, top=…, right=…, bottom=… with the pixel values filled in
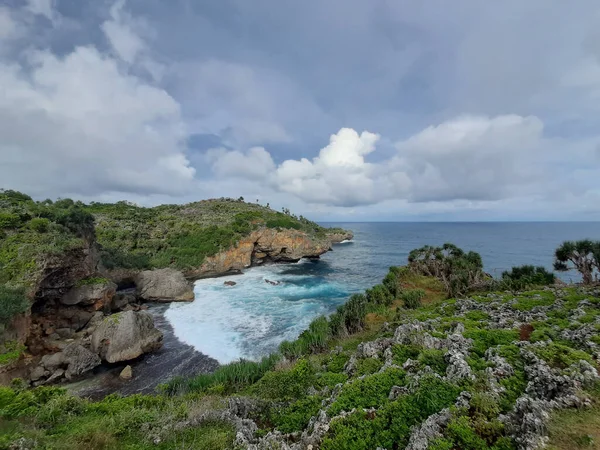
left=28, top=217, right=51, bottom=233
left=0, top=212, right=22, bottom=229
left=365, top=284, right=394, bottom=306
left=408, top=243, right=486, bottom=297
left=501, top=265, right=555, bottom=289
left=160, top=354, right=280, bottom=395
left=0, top=285, right=29, bottom=325
left=554, top=240, right=600, bottom=285
left=401, top=289, right=426, bottom=309
left=251, top=359, right=315, bottom=401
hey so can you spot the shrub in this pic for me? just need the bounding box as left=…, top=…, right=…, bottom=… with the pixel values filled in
left=554, top=240, right=600, bottom=285
left=272, top=395, right=322, bottom=433
left=328, top=367, right=406, bottom=415
left=160, top=354, right=280, bottom=395
left=28, top=217, right=51, bottom=233
left=251, top=359, right=315, bottom=401
left=365, top=284, right=394, bottom=306
left=401, top=289, right=425, bottom=309
left=0, top=285, right=29, bottom=325
left=408, top=243, right=486, bottom=297
left=0, top=212, right=22, bottom=229
left=501, top=265, right=555, bottom=289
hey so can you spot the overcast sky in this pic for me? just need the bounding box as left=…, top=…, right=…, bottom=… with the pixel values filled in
left=1, top=0, right=600, bottom=221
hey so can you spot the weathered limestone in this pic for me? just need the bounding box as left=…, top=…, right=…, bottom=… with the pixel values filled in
left=91, top=311, right=163, bottom=363
left=135, top=269, right=194, bottom=302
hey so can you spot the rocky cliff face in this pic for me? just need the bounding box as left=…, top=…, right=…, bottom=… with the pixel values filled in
left=187, top=228, right=353, bottom=278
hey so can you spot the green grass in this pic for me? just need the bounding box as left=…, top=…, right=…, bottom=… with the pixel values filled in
left=0, top=341, right=25, bottom=366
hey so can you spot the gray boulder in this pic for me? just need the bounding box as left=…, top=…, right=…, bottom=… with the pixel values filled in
left=61, top=280, right=117, bottom=307
left=91, top=311, right=163, bottom=363
left=135, top=269, right=194, bottom=302
left=63, top=343, right=101, bottom=379
left=40, top=351, right=66, bottom=371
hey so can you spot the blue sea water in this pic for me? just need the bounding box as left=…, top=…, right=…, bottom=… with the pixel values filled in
left=165, top=222, right=600, bottom=364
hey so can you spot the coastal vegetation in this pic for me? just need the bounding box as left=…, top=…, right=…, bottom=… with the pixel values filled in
left=2, top=240, right=600, bottom=449
left=87, top=198, right=341, bottom=271
left=2, top=188, right=600, bottom=449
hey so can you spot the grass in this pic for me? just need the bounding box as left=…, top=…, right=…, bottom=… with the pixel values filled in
left=0, top=341, right=25, bottom=366
left=548, top=385, right=600, bottom=449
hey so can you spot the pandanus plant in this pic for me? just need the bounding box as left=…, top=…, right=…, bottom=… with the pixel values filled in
left=554, top=240, right=600, bottom=285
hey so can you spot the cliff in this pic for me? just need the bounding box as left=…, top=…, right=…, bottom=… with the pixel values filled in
left=189, top=227, right=352, bottom=278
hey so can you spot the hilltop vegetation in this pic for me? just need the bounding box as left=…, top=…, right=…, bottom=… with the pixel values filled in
left=0, top=190, right=94, bottom=326
left=86, top=198, right=340, bottom=271
left=1, top=243, right=599, bottom=449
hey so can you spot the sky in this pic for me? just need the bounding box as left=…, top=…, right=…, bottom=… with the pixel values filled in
left=1, top=0, right=600, bottom=221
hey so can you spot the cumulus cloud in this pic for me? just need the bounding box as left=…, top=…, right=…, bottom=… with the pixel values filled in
left=208, top=115, right=576, bottom=208
left=208, top=147, right=275, bottom=180
left=0, top=1, right=195, bottom=199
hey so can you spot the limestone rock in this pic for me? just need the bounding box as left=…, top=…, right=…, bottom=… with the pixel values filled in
left=61, top=280, right=117, bottom=309
left=63, top=343, right=101, bottom=379
left=91, top=311, right=163, bottom=363
left=111, top=291, right=137, bottom=311
left=40, top=351, right=66, bottom=371
left=189, top=228, right=335, bottom=278
left=29, top=365, right=48, bottom=382
left=120, top=365, right=133, bottom=380
left=136, top=269, right=194, bottom=302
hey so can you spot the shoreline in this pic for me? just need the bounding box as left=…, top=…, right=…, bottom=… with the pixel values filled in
left=64, top=304, right=219, bottom=399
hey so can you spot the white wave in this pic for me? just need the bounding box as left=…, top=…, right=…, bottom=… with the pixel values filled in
left=337, top=239, right=354, bottom=244
left=165, top=263, right=347, bottom=364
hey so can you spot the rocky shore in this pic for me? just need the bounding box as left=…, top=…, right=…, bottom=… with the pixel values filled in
left=1, top=226, right=352, bottom=391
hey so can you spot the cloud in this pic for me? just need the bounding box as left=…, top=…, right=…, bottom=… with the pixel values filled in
left=393, top=115, right=546, bottom=202
left=25, top=0, right=58, bottom=22
left=209, top=115, right=591, bottom=209
left=208, top=147, right=275, bottom=180
left=0, top=1, right=195, bottom=199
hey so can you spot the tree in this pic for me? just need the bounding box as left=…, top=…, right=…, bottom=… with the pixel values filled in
left=554, top=240, right=600, bottom=285
left=408, top=243, right=486, bottom=297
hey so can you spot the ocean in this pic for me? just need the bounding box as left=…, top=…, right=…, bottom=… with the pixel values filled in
left=165, top=222, right=600, bottom=364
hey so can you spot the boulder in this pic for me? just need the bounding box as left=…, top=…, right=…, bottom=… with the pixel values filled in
left=61, top=280, right=117, bottom=309
left=135, top=269, right=194, bottom=302
left=63, top=343, right=101, bottom=379
left=120, top=365, right=133, bottom=380
left=40, top=351, right=66, bottom=371
left=111, top=291, right=137, bottom=311
left=91, top=311, right=163, bottom=363
left=224, top=281, right=237, bottom=286
left=29, top=365, right=48, bottom=382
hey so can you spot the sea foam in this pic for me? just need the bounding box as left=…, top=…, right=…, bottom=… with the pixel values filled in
left=165, top=261, right=349, bottom=364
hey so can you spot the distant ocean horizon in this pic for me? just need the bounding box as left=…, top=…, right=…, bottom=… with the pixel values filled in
left=166, top=221, right=600, bottom=364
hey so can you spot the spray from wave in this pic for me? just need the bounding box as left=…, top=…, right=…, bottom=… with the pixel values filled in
left=164, top=261, right=350, bottom=364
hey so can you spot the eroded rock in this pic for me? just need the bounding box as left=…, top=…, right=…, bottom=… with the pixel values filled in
left=136, top=269, right=194, bottom=302
left=91, top=311, right=163, bottom=363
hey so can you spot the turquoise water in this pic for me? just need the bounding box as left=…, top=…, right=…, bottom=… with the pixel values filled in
left=165, top=222, right=600, bottom=363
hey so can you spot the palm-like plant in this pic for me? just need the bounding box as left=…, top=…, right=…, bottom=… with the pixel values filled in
left=554, top=240, right=600, bottom=285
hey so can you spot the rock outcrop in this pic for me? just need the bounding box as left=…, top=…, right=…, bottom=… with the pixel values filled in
left=91, top=311, right=163, bottom=363
left=61, top=280, right=117, bottom=309
left=189, top=228, right=351, bottom=278
left=135, top=269, right=194, bottom=302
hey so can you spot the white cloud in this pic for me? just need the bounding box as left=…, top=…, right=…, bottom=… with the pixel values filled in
left=208, top=116, right=591, bottom=209
left=25, top=0, right=56, bottom=22
left=0, top=2, right=195, bottom=199
left=0, top=8, right=17, bottom=40
left=393, top=115, right=546, bottom=202
left=208, top=147, right=275, bottom=180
